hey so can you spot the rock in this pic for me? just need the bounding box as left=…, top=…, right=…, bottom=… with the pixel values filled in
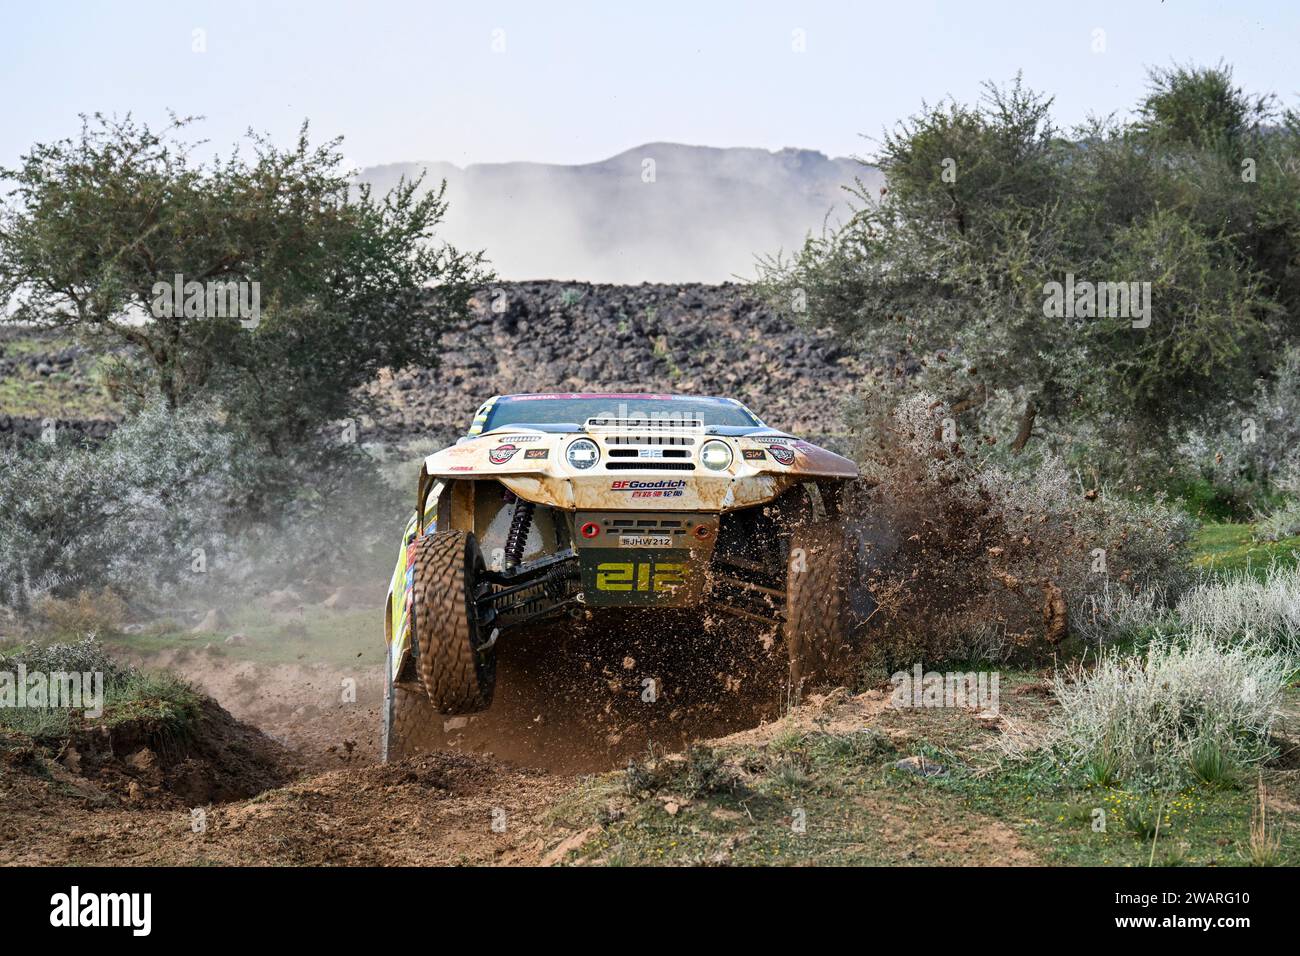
left=191, top=608, right=228, bottom=634
left=127, top=748, right=158, bottom=774
left=350, top=281, right=869, bottom=447
left=539, top=825, right=600, bottom=866
left=443, top=716, right=469, bottom=731
left=893, top=756, right=945, bottom=777
left=265, top=588, right=302, bottom=611
left=60, top=745, right=82, bottom=775
left=323, top=585, right=371, bottom=610
left=223, top=633, right=248, bottom=646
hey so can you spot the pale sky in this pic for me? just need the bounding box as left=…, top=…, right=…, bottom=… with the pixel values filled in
left=2, top=1, right=1297, bottom=170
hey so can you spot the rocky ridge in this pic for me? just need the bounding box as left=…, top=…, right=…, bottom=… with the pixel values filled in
left=362, top=280, right=867, bottom=447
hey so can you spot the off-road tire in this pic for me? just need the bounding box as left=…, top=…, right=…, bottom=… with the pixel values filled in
left=784, top=521, right=853, bottom=699
left=382, top=640, right=439, bottom=762
left=411, top=530, right=496, bottom=714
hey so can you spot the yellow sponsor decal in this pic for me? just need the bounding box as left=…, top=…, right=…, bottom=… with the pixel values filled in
left=466, top=397, right=498, bottom=436
left=596, top=561, right=687, bottom=592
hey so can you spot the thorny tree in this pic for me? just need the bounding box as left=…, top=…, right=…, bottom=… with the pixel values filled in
left=0, top=113, right=491, bottom=448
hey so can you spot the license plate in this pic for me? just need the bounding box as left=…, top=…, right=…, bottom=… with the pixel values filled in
left=620, top=534, right=672, bottom=548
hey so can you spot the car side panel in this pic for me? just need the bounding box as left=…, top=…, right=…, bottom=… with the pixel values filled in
left=385, top=488, right=442, bottom=681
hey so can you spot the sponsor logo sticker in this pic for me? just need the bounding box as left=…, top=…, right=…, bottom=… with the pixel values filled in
left=766, top=444, right=796, bottom=465
left=489, top=444, right=521, bottom=464
left=742, top=448, right=766, bottom=461
left=610, top=479, right=686, bottom=498
left=524, top=448, right=549, bottom=460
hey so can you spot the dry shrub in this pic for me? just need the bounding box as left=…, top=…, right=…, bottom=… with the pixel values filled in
left=34, top=588, right=128, bottom=636
left=847, top=395, right=1192, bottom=667
left=1175, top=563, right=1300, bottom=664
left=1048, top=632, right=1287, bottom=790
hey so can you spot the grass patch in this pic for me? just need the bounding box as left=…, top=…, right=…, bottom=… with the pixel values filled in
left=0, top=637, right=202, bottom=743
left=543, top=676, right=1300, bottom=867
left=1193, top=523, right=1300, bottom=576
left=555, top=723, right=1021, bottom=866
left=100, top=604, right=382, bottom=668
left=936, top=754, right=1300, bottom=866
left=0, top=329, right=122, bottom=420
left=1047, top=632, right=1287, bottom=790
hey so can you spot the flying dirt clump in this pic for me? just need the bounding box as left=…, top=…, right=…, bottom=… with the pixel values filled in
left=842, top=394, right=1189, bottom=670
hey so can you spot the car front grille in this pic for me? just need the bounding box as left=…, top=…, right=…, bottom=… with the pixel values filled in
left=603, top=435, right=697, bottom=446
left=604, top=462, right=697, bottom=471
left=606, top=448, right=692, bottom=458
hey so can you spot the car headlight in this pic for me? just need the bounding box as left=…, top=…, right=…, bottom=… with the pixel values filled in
left=700, top=440, right=733, bottom=471
left=567, top=438, right=600, bottom=470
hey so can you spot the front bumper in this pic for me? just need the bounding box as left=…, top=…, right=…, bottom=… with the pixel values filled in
left=500, top=471, right=799, bottom=512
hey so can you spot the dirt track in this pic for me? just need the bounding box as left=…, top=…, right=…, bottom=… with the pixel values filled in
left=0, top=615, right=807, bottom=865
left=132, top=612, right=787, bottom=774
left=0, top=663, right=1045, bottom=866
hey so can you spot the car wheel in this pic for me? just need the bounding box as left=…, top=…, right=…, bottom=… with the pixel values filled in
left=411, top=529, right=496, bottom=714
left=382, top=638, right=440, bottom=762
left=784, top=521, right=853, bottom=700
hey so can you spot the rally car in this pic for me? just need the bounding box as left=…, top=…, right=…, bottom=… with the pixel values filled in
left=381, top=392, right=865, bottom=761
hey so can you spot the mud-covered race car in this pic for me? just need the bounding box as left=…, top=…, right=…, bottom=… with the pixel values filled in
left=381, top=392, right=866, bottom=761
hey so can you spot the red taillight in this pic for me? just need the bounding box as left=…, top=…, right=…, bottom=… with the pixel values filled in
left=580, top=522, right=601, bottom=539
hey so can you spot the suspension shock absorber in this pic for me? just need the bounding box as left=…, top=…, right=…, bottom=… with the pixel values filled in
left=503, top=496, right=535, bottom=571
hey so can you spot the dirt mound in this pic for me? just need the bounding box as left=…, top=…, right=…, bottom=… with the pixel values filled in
left=194, top=749, right=566, bottom=865
left=124, top=649, right=384, bottom=770
left=0, top=665, right=1055, bottom=868
left=0, top=748, right=563, bottom=866
left=3, top=696, right=298, bottom=812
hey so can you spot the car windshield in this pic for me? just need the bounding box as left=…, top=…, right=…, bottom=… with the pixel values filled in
left=480, top=395, right=761, bottom=431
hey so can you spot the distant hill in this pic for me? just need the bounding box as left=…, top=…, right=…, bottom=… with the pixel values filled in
left=358, top=144, right=881, bottom=283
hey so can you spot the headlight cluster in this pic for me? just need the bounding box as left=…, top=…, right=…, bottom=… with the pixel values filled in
left=566, top=438, right=600, bottom=469
left=700, top=439, right=733, bottom=471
